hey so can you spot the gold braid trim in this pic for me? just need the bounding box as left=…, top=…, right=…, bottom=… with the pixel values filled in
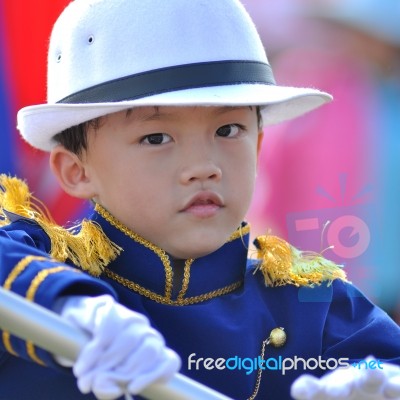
left=2, top=255, right=48, bottom=356
left=254, top=235, right=347, bottom=287
left=177, top=259, right=194, bottom=301
left=25, top=266, right=79, bottom=366
left=104, top=269, right=243, bottom=306
left=0, top=175, right=122, bottom=276
left=95, top=204, right=175, bottom=298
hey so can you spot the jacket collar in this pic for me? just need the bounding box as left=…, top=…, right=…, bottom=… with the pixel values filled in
left=92, top=204, right=249, bottom=305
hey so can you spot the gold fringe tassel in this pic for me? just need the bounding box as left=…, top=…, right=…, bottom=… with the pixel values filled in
left=0, top=175, right=121, bottom=276
left=254, top=235, right=347, bottom=287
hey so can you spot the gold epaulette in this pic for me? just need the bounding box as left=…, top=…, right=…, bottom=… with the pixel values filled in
left=0, top=174, right=121, bottom=276
left=254, top=235, right=347, bottom=287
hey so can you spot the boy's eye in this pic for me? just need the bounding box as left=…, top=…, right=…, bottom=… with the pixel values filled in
left=216, top=124, right=242, bottom=138
left=141, top=133, right=172, bottom=145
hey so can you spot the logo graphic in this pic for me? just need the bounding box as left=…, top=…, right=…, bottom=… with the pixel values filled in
left=188, top=353, right=384, bottom=376
left=286, top=174, right=380, bottom=300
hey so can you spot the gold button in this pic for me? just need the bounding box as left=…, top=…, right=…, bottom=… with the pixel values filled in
left=267, top=327, right=286, bottom=348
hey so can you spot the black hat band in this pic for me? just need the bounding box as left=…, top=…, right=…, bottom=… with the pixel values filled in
left=57, top=60, right=276, bottom=104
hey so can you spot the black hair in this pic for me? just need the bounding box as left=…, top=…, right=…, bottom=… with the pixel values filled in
left=53, top=117, right=103, bottom=156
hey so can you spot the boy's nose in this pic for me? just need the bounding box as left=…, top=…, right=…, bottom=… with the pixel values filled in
left=180, top=159, right=222, bottom=185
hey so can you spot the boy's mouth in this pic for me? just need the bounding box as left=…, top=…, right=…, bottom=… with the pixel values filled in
left=181, top=192, right=224, bottom=218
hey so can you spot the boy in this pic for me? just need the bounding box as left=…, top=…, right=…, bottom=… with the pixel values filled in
left=1, top=0, right=400, bottom=399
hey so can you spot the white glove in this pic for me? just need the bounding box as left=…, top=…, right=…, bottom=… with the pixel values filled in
left=55, top=295, right=181, bottom=400
left=291, top=357, right=400, bottom=400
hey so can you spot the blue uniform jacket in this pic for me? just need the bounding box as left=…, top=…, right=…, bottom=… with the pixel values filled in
left=0, top=203, right=400, bottom=400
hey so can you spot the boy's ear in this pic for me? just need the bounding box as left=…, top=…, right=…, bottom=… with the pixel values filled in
left=49, top=146, right=96, bottom=199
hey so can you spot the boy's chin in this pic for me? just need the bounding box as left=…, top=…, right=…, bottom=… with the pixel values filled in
left=166, top=237, right=229, bottom=260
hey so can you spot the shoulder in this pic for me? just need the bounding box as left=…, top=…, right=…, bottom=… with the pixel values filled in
left=250, top=235, right=347, bottom=288
left=0, top=175, right=121, bottom=276
left=0, top=215, right=51, bottom=253
left=0, top=175, right=51, bottom=248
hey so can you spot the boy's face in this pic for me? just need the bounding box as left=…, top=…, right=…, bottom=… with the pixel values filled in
left=80, top=106, right=262, bottom=259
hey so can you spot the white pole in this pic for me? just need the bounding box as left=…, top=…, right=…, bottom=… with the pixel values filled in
left=0, top=288, right=232, bottom=400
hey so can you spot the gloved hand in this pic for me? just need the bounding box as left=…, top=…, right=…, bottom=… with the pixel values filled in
left=54, top=295, right=181, bottom=400
left=291, top=357, right=400, bottom=400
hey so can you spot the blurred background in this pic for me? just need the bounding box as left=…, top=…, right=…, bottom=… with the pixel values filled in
left=0, top=0, right=90, bottom=224
left=1, top=0, right=400, bottom=322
